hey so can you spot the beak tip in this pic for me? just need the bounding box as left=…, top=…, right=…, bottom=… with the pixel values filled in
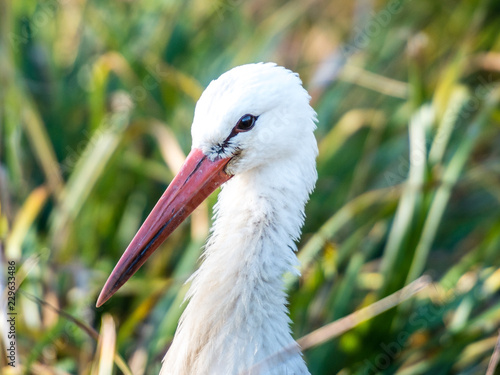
left=96, top=290, right=110, bottom=308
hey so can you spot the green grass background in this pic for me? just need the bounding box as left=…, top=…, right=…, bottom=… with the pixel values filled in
left=1, top=0, right=500, bottom=374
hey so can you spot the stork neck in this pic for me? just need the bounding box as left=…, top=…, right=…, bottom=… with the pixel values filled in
left=162, top=158, right=313, bottom=375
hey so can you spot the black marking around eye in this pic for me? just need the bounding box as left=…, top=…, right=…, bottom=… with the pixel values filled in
left=211, top=115, right=259, bottom=156
left=235, top=114, right=257, bottom=132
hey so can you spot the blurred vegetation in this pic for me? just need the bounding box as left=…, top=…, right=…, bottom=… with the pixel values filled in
left=1, top=0, right=500, bottom=374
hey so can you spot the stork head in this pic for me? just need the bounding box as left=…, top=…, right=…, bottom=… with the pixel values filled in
left=97, top=63, right=317, bottom=307
left=192, top=63, right=316, bottom=174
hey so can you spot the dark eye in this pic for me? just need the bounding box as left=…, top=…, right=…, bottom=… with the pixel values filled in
left=235, top=114, right=257, bottom=132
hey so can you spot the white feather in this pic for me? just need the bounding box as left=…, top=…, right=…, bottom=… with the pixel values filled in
left=160, top=63, right=318, bottom=375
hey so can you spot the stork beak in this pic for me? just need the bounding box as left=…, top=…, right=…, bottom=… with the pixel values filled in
left=96, top=148, right=232, bottom=307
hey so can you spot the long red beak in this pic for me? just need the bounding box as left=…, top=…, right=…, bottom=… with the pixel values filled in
left=96, top=148, right=232, bottom=307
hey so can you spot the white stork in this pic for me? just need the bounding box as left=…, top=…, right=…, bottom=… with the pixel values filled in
left=97, top=63, right=318, bottom=375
